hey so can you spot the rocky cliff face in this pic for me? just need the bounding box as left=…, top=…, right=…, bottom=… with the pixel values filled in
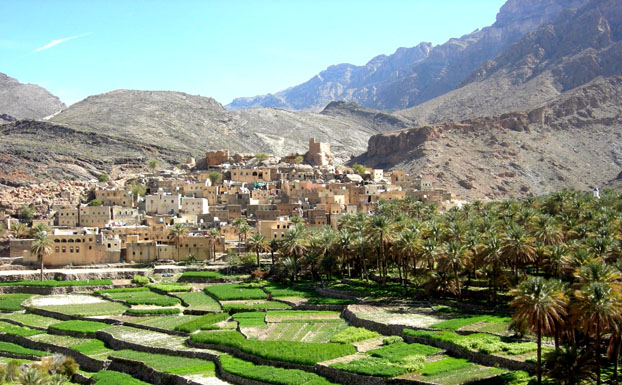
left=228, top=0, right=588, bottom=112
left=400, top=0, right=621, bottom=125
left=356, top=76, right=622, bottom=200
left=0, top=73, right=66, bottom=120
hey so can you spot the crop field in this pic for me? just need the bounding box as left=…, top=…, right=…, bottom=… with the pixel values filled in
left=233, top=312, right=266, bottom=327
left=98, top=287, right=180, bottom=306
left=259, top=321, right=349, bottom=343
left=174, top=313, right=229, bottom=332
left=146, top=283, right=192, bottom=293
left=204, top=284, right=267, bottom=300
left=175, top=291, right=221, bottom=311
left=109, top=349, right=216, bottom=376
left=0, top=341, right=46, bottom=357
left=221, top=300, right=291, bottom=311
left=0, top=293, right=34, bottom=311
left=132, top=314, right=199, bottom=330
left=49, top=320, right=111, bottom=334
left=104, top=325, right=199, bottom=351
left=265, top=310, right=342, bottom=323
left=0, top=321, right=42, bottom=336
left=0, top=312, right=59, bottom=328
left=180, top=271, right=224, bottom=280
left=219, top=355, right=336, bottom=385
left=92, top=370, right=150, bottom=385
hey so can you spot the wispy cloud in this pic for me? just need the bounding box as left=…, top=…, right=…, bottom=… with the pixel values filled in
left=34, top=33, right=90, bottom=53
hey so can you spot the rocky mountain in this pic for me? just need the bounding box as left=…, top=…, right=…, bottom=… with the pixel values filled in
left=228, top=0, right=589, bottom=112
left=355, top=75, right=622, bottom=200
left=399, top=0, right=621, bottom=125
left=0, top=73, right=65, bottom=121
left=0, top=90, right=416, bottom=185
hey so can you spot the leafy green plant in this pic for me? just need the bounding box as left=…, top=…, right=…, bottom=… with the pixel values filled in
left=330, top=327, right=380, bottom=344
left=382, top=336, right=403, bottom=345
left=97, top=173, right=110, bottom=182
left=132, top=275, right=149, bottom=285
left=190, top=331, right=355, bottom=365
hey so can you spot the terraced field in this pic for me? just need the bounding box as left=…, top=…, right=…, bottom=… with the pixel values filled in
left=0, top=277, right=533, bottom=385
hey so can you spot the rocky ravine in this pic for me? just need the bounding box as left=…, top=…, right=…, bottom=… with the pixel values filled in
left=0, top=73, right=66, bottom=121
left=355, top=76, right=622, bottom=200
left=228, top=0, right=589, bottom=112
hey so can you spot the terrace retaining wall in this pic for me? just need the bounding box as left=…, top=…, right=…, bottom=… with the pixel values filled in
left=108, top=357, right=204, bottom=385
left=342, top=306, right=537, bottom=375
left=0, top=285, right=115, bottom=295
left=0, top=333, right=107, bottom=372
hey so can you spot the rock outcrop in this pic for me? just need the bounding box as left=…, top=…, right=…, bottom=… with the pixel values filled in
left=0, top=73, right=66, bottom=120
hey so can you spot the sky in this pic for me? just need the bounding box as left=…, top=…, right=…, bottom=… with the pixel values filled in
left=0, top=0, right=506, bottom=106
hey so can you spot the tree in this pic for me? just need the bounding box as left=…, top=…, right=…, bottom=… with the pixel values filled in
left=232, top=218, right=250, bottom=256
left=293, top=155, right=303, bottom=165
left=438, top=240, right=468, bottom=298
left=31, top=230, right=53, bottom=281
left=207, top=227, right=221, bottom=261
left=29, top=223, right=49, bottom=238
left=168, top=224, right=188, bottom=262
left=255, top=153, right=269, bottom=162
left=366, top=215, right=394, bottom=283
left=352, top=163, right=366, bottom=176
left=247, top=232, right=270, bottom=268
left=500, top=223, right=537, bottom=278
left=208, top=171, right=222, bottom=185
left=510, top=277, right=568, bottom=385
left=128, top=180, right=147, bottom=201
left=11, top=222, right=28, bottom=239
left=147, top=159, right=159, bottom=172
left=18, top=205, right=35, bottom=224
left=87, top=199, right=102, bottom=207
left=97, top=173, right=109, bottom=183
left=280, top=223, right=308, bottom=281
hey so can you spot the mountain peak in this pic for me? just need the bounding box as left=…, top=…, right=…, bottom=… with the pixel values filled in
left=0, top=72, right=66, bottom=120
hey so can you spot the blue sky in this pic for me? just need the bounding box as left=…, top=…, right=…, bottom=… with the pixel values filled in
left=0, top=0, right=505, bottom=105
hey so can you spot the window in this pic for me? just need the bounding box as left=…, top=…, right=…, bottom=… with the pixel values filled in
left=62, top=247, right=66, bottom=253
left=69, top=247, right=73, bottom=253
left=75, top=247, right=80, bottom=253
left=55, top=247, right=59, bottom=253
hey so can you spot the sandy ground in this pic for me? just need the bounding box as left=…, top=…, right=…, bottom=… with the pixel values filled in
left=27, top=294, right=105, bottom=307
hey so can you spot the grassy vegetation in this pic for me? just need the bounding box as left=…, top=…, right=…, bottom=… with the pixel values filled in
left=190, top=331, right=356, bottom=365
left=132, top=275, right=149, bottom=285
left=222, top=301, right=291, bottom=311
left=0, top=321, right=41, bottom=337
left=233, top=312, right=266, bottom=327
left=100, top=288, right=181, bottom=306
left=331, top=357, right=413, bottom=377
left=0, top=279, right=112, bottom=287
left=219, top=355, right=336, bottom=385
left=306, top=297, right=355, bottom=305
left=262, top=322, right=348, bottom=343
left=424, top=366, right=507, bottom=385
left=180, top=271, right=224, bottom=280
left=174, top=292, right=221, bottom=311
left=0, top=293, right=34, bottom=311
left=0, top=341, right=46, bottom=357
left=418, top=357, right=474, bottom=376
left=49, top=320, right=111, bottom=334
left=369, top=342, right=442, bottom=360
left=109, top=350, right=215, bottom=375
left=92, top=370, right=150, bottom=385
left=265, top=310, right=341, bottom=323
left=36, top=302, right=128, bottom=316
left=133, top=315, right=199, bottom=330
left=147, top=283, right=192, bottom=293
left=429, top=315, right=510, bottom=331
left=404, top=329, right=537, bottom=356
left=263, top=283, right=316, bottom=298
left=174, top=313, right=229, bottom=332
left=204, top=284, right=267, bottom=300
left=329, top=327, right=380, bottom=344
left=1, top=313, right=58, bottom=328
left=126, top=308, right=181, bottom=315
left=71, top=339, right=112, bottom=357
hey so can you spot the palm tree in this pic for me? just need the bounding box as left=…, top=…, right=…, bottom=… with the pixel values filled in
left=232, top=218, right=250, bottom=255
left=11, top=222, right=28, bottom=239
left=573, top=281, right=622, bottom=385
left=479, top=234, right=505, bottom=300
left=29, top=223, right=49, bottom=238
left=366, top=215, right=393, bottom=283
left=397, top=230, right=420, bottom=287
left=31, top=230, right=53, bottom=281
left=247, top=232, right=270, bottom=268
left=19, top=366, right=47, bottom=385
left=168, top=223, right=188, bottom=261
left=207, top=227, right=221, bottom=261
left=280, top=223, right=307, bottom=281
left=510, top=277, right=568, bottom=385
left=437, top=241, right=468, bottom=298
left=500, top=223, right=537, bottom=278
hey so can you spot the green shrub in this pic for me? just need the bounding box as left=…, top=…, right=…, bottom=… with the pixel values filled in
left=330, top=327, right=380, bottom=344
left=219, top=355, right=336, bottom=385
left=126, top=308, right=181, bottom=315
left=49, top=320, right=110, bottom=334
left=331, top=357, right=411, bottom=377
left=370, top=342, right=442, bottom=361
left=147, top=283, right=192, bottom=293
left=97, top=173, right=110, bottom=183
left=110, top=350, right=215, bottom=375
left=132, top=275, right=149, bottom=285
left=0, top=341, right=45, bottom=357
left=0, top=293, right=34, bottom=311
left=418, top=357, right=473, bottom=376
left=232, top=312, right=266, bottom=327
left=174, top=313, right=229, bottom=332
left=92, top=370, right=150, bottom=385
left=205, top=284, right=267, bottom=300
left=190, top=331, right=355, bottom=365
left=0, top=279, right=112, bottom=287
left=0, top=321, right=41, bottom=337
left=382, top=336, right=403, bottom=345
